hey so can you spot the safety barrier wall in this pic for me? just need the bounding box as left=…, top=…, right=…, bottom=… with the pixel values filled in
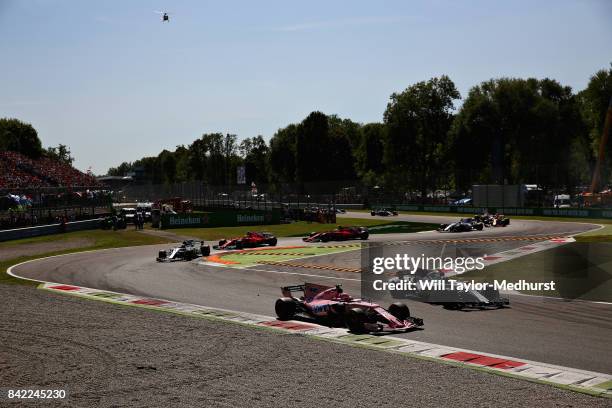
left=0, top=218, right=103, bottom=242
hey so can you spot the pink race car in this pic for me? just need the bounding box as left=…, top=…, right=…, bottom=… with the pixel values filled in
left=275, top=283, right=423, bottom=333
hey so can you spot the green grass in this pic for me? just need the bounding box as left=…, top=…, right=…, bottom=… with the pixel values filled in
left=211, top=245, right=360, bottom=268
left=166, top=218, right=437, bottom=241
left=0, top=229, right=172, bottom=286
left=460, top=242, right=612, bottom=302
left=0, top=229, right=169, bottom=248
left=574, top=224, right=612, bottom=242
left=344, top=209, right=612, bottom=241
left=366, top=221, right=438, bottom=234
left=345, top=207, right=612, bottom=222
left=0, top=219, right=435, bottom=285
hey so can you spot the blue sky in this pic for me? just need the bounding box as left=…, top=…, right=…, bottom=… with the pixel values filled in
left=1, top=0, right=611, bottom=174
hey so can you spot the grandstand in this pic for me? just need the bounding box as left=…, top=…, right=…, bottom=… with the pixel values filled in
left=0, top=151, right=110, bottom=230
left=0, top=151, right=102, bottom=189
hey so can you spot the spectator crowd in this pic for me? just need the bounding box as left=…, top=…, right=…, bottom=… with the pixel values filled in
left=0, top=150, right=115, bottom=230
left=0, top=151, right=102, bottom=189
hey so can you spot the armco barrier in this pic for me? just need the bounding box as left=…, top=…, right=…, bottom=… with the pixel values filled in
left=391, top=205, right=612, bottom=219
left=0, top=218, right=103, bottom=242
left=161, top=209, right=281, bottom=229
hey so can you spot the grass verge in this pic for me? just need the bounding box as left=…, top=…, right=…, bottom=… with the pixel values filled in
left=0, top=229, right=172, bottom=286
left=162, top=218, right=438, bottom=241
left=574, top=224, right=612, bottom=242
left=397, top=210, right=612, bottom=224
left=345, top=210, right=612, bottom=241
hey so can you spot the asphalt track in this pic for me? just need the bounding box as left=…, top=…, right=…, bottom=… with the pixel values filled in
left=11, top=213, right=612, bottom=374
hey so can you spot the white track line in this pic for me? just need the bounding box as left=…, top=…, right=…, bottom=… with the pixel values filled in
left=37, top=281, right=612, bottom=396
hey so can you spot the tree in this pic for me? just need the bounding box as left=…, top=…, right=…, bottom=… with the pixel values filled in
left=239, top=136, right=270, bottom=186
left=383, top=76, right=460, bottom=197
left=46, top=144, right=74, bottom=165
left=173, top=145, right=191, bottom=183
left=327, top=115, right=360, bottom=182
left=578, top=63, right=612, bottom=188
left=222, top=134, right=240, bottom=186
left=355, top=123, right=386, bottom=185
left=158, top=150, right=177, bottom=184
left=451, top=78, right=588, bottom=191
left=185, top=133, right=239, bottom=185
left=133, top=156, right=162, bottom=184
left=188, top=137, right=209, bottom=181
left=0, top=118, right=43, bottom=158
left=295, top=111, right=330, bottom=185
left=269, top=113, right=360, bottom=189
left=269, top=124, right=297, bottom=184
left=107, top=162, right=133, bottom=176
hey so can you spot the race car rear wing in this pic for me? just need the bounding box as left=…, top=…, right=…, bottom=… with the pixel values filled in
left=281, top=285, right=305, bottom=297
left=281, top=282, right=334, bottom=298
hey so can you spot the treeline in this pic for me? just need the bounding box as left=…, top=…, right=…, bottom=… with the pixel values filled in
left=108, top=64, right=612, bottom=194
left=0, top=118, right=75, bottom=165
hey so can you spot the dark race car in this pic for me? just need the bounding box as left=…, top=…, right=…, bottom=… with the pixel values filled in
left=302, top=226, right=369, bottom=242
left=213, top=231, right=277, bottom=250
left=388, top=269, right=509, bottom=310
left=370, top=208, right=398, bottom=216
left=477, top=213, right=510, bottom=227
left=275, top=283, right=423, bottom=333
left=437, top=218, right=484, bottom=232
left=99, top=215, right=127, bottom=230
left=157, top=240, right=210, bottom=262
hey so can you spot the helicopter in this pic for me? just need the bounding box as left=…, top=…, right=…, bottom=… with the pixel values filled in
left=154, top=11, right=171, bottom=22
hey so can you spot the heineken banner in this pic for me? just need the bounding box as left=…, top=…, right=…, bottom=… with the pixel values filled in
left=161, top=209, right=281, bottom=229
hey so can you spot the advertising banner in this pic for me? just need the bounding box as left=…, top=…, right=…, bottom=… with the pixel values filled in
left=161, top=209, right=281, bottom=229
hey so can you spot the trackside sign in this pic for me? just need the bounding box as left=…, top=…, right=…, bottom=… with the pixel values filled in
left=168, top=215, right=207, bottom=227
left=161, top=209, right=280, bottom=229
left=237, top=214, right=265, bottom=223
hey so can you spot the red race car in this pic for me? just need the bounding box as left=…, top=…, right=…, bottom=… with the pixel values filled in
left=302, top=226, right=369, bottom=243
left=213, top=231, right=278, bottom=250
left=275, top=283, right=423, bottom=333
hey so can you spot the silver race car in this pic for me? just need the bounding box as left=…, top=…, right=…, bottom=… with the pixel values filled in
left=388, top=269, right=509, bottom=310
left=156, top=240, right=210, bottom=262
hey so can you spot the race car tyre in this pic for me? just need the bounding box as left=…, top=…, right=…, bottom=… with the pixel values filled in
left=388, top=302, right=410, bottom=320
left=235, top=241, right=244, bottom=250
left=275, top=298, right=296, bottom=320
left=346, top=308, right=367, bottom=333
left=270, top=238, right=277, bottom=246
left=475, top=223, right=484, bottom=231
left=185, top=250, right=195, bottom=260
left=360, top=232, right=369, bottom=240
left=201, top=245, right=211, bottom=257
left=370, top=211, right=376, bottom=216
left=218, top=239, right=227, bottom=247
